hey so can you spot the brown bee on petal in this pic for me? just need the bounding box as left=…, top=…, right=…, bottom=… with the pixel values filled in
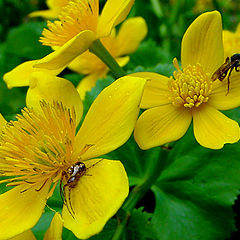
left=211, top=53, right=240, bottom=95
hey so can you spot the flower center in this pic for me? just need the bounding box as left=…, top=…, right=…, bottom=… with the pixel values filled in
left=168, top=58, right=212, bottom=108
left=0, top=101, right=76, bottom=190
left=40, top=0, right=98, bottom=47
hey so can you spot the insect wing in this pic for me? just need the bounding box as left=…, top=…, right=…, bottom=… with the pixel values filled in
left=211, top=62, right=232, bottom=81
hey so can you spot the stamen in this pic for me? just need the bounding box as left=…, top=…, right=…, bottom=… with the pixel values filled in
left=0, top=101, right=76, bottom=188
left=168, top=59, right=212, bottom=108
left=40, top=0, right=99, bottom=47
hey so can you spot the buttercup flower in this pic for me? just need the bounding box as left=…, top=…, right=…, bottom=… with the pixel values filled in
left=68, top=17, right=147, bottom=99
left=28, top=0, right=69, bottom=19
left=9, top=230, right=36, bottom=240
left=223, top=23, right=240, bottom=59
left=8, top=213, right=62, bottom=240
left=0, top=73, right=146, bottom=239
left=43, top=213, right=63, bottom=240
left=133, top=11, right=240, bottom=150
left=3, top=0, right=135, bottom=89
left=34, top=0, right=134, bottom=72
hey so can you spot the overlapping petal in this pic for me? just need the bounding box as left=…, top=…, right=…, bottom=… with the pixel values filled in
left=116, top=17, right=148, bottom=56
left=74, top=76, right=146, bottom=159
left=62, top=159, right=128, bottom=239
left=130, top=72, right=171, bottom=108
left=67, top=50, right=103, bottom=75
left=34, top=30, right=96, bottom=70
left=9, top=230, right=36, bottom=240
left=26, top=72, right=83, bottom=124
left=28, top=0, right=69, bottom=19
left=192, top=104, right=239, bottom=149
left=28, top=10, right=59, bottom=19
left=0, top=114, right=6, bottom=128
left=116, top=56, right=130, bottom=67
left=0, top=181, right=51, bottom=240
left=181, top=11, right=224, bottom=75
left=3, top=60, right=64, bottom=89
left=97, top=0, right=134, bottom=38
left=46, top=0, right=69, bottom=9
left=208, top=71, right=240, bottom=110
left=44, top=213, right=63, bottom=240
left=134, top=105, right=192, bottom=149
left=77, top=71, right=106, bottom=99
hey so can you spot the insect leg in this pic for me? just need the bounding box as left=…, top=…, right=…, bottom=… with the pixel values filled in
left=227, top=67, right=234, bottom=95
left=87, top=159, right=103, bottom=170
left=60, top=171, right=67, bottom=203
left=63, top=184, right=75, bottom=219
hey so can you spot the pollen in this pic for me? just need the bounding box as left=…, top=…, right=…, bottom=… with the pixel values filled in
left=40, top=0, right=98, bottom=47
left=168, top=58, right=213, bottom=108
left=0, top=101, right=76, bottom=190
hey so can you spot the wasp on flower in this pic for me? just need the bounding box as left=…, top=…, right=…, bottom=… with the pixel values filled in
left=132, top=11, right=240, bottom=150
left=211, top=53, right=240, bottom=94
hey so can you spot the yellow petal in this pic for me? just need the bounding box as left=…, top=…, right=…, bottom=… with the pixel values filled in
left=130, top=72, right=171, bottom=108
left=34, top=30, right=96, bottom=70
left=3, top=60, right=65, bottom=89
left=46, top=0, right=69, bottom=9
left=134, top=105, right=192, bottom=150
left=77, top=72, right=106, bottom=100
left=9, top=230, right=36, bottom=240
left=62, top=159, right=129, bottom=239
left=3, top=61, right=36, bottom=88
left=116, top=56, right=130, bottom=67
left=192, top=104, right=239, bottom=149
left=222, top=30, right=236, bottom=59
left=68, top=50, right=103, bottom=75
left=26, top=72, right=83, bottom=124
left=0, top=181, right=51, bottom=240
left=44, top=213, right=63, bottom=240
left=236, top=23, right=240, bottom=33
left=74, top=76, right=146, bottom=159
left=97, top=0, right=134, bottom=38
left=28, top=10, right=59, bottom=19
left=116, top=17, right=147, bottom=56
left=181, top=11, right=224, bottom=75
left=208, top=71, right=240, bottom=110
left=0, top=113, right=6, bottom=129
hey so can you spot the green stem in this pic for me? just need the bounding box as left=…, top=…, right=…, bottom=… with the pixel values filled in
left=112, top=148, right=169, bottom=240
left=89, top=39, right=125, bottom=78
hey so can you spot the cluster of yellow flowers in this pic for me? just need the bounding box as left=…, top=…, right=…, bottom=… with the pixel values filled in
left=1, top=0, right=240, bottom=239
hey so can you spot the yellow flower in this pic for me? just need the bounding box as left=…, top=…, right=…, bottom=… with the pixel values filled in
left=43, top=213, right=63, bottom=240
left=133, top=11, right=240, bottom=150
left=223, top=23, right=240, bottom=59
left=9, top=230, right=36, bottom=240
left=33, top=0, right=135, bottom=72
left=28, top=0, right=70, bottom=19
left=9, top=213, right=63, bottom=240
left=0, top=73, right=146, bottom=239
left=3, top=0, right=135, bottom=89
left=68, top=17, right=147, bottom=99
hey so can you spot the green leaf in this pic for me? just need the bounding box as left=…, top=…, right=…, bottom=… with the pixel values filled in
left=126, top=39, right=171, bottom=70
left=89, top=219, right=118, bottom=240
left=127, top=207, right=157, bottom=240
left=63, top=73, right=84, bottom=88
left=151, top=127, right=240, bottom=240
left=6, top=21, right=51, bottom=59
